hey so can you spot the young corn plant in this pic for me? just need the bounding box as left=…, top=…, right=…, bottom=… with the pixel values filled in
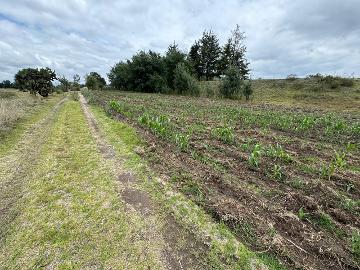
left=174, top=133, right=190, bottom=152
left=109, top=100, right=131, bottom=117
left=268, top=164, right=284, bottom=181
left=212, top=127, right=235, bottom=144
left=297, top=115, right=316, bottom=131
left=298, top=207, right=309, bottom=220
left=351, top=230, right=360, bottom=262
left=266, top=143, right=292, bottom=163
left=139, top=113, right=170, bottom=138
left=320, top=150, right=347, bottom=180
left=248, top=144, right=262, bottom=168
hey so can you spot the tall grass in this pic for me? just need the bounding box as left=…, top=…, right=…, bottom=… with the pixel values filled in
left=0, top=92, right=39, bottom=130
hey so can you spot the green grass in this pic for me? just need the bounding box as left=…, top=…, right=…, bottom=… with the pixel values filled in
left=0, top=101, right=165, bottom=269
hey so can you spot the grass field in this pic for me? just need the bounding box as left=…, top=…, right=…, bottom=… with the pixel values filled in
left=82, top=79, right=360, bottom=269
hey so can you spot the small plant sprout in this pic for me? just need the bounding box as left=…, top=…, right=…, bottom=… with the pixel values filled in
left=174, top=133, right=190, bottom=152
left=298, top=207, right=309, bottom=220
left=212, top=127, right=235, bottom=144
left=248, top=143, right=262, bottom=168
left=269, top=164, right=284, bottom=181
left=266, top=143, right=292, bottom=163
left=351, top=230, right=360, bottom=261
left=320, top=149, right=347, bottom=180
left=346, top=182, right=355, bottom=193
left=334, top=150, right=346, bottom=169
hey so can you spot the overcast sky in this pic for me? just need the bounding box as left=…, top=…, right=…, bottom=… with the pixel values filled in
left=1, top=0, right=359, bottom=82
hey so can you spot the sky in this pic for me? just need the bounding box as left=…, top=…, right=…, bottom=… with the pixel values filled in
left=0, top=0, right=359, bottom=82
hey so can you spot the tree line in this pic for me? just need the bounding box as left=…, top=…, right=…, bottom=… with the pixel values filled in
left=108, top=25, right=251, bottom=99
left=4, top=25, right=252, bottom=100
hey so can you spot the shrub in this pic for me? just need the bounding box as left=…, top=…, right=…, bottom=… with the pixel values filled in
left=174, top=63, right=200, bottom=96
left=243, top=80, right=253, bottom=101
left=339, top=77, right=354, bottom=87
left=220, top=66, right=243, bottom=99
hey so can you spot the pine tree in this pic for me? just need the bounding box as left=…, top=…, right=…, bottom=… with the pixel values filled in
left=218, top=39, right=232, bottom=75
left=199, top=30, right=221, bottom=80
left=219, top=25, right=250, bottom=79
left=164, top=42, right=186, bottom=89
left=188, top=41, right=202, bottom=79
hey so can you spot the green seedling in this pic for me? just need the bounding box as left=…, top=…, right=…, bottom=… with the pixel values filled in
left=212, top=127, right=235, bottom=144
left=298, top=207, right=309, bottom=220
left=351, top=230, right=360, bottom=262
left=174, top=133, right=190, bottom=152
left=266, top=143, right=292, bottom=163
left=248, top=143, right=262, bottom=168
left=269, top=164, right=284, bottom=181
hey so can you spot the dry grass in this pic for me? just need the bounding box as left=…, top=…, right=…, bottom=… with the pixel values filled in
left=199, top=78, right=360, bottom=113
left=0, top=90, right=41, bottom=130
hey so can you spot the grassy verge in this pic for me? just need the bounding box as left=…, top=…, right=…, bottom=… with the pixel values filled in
left=90, top=105, right=286, bottom=270
left=0, top=101, right=165, bottom=269
left=0, top=93, right=64, bottom=156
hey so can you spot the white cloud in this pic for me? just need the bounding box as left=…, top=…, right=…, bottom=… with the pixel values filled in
left=0, top=0, right=359, bottom=81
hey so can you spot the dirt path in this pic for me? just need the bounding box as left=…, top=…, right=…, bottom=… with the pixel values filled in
left=0, top=97, right=67, bottom=243
left=79, top=93, right=207, bottom=269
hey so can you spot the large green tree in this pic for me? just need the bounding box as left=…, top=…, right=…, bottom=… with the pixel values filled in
left=0, top=80, right=12, bottom=88
left=188, top=41, right=202, bottom=79
left=14, top=67, right=56, bottom=97
left=199, top=30, right=221, bottom=80
left=108, top=51, right=167, bottom=93
left=164, top=43, right=187, bottom=89
left=85, top=72, right=106, bottom=90
left=72, top=74, right=81, bottom=91
left=58, top=76, right=71, bottom=92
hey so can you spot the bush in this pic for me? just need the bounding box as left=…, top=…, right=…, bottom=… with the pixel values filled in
left=243, top=80, right=253, bottom=101
left=220, top=66, right=243, bottom=99
left=174, top=63, right=200, bottom=96
left=339, top=77, right=354, bottom=87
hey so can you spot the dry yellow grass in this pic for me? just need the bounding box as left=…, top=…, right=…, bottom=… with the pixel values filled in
left=0, top=90, right=41, bottom=130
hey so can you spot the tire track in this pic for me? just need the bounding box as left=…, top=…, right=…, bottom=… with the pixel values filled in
left=0, top=97, right=68, bottom=244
